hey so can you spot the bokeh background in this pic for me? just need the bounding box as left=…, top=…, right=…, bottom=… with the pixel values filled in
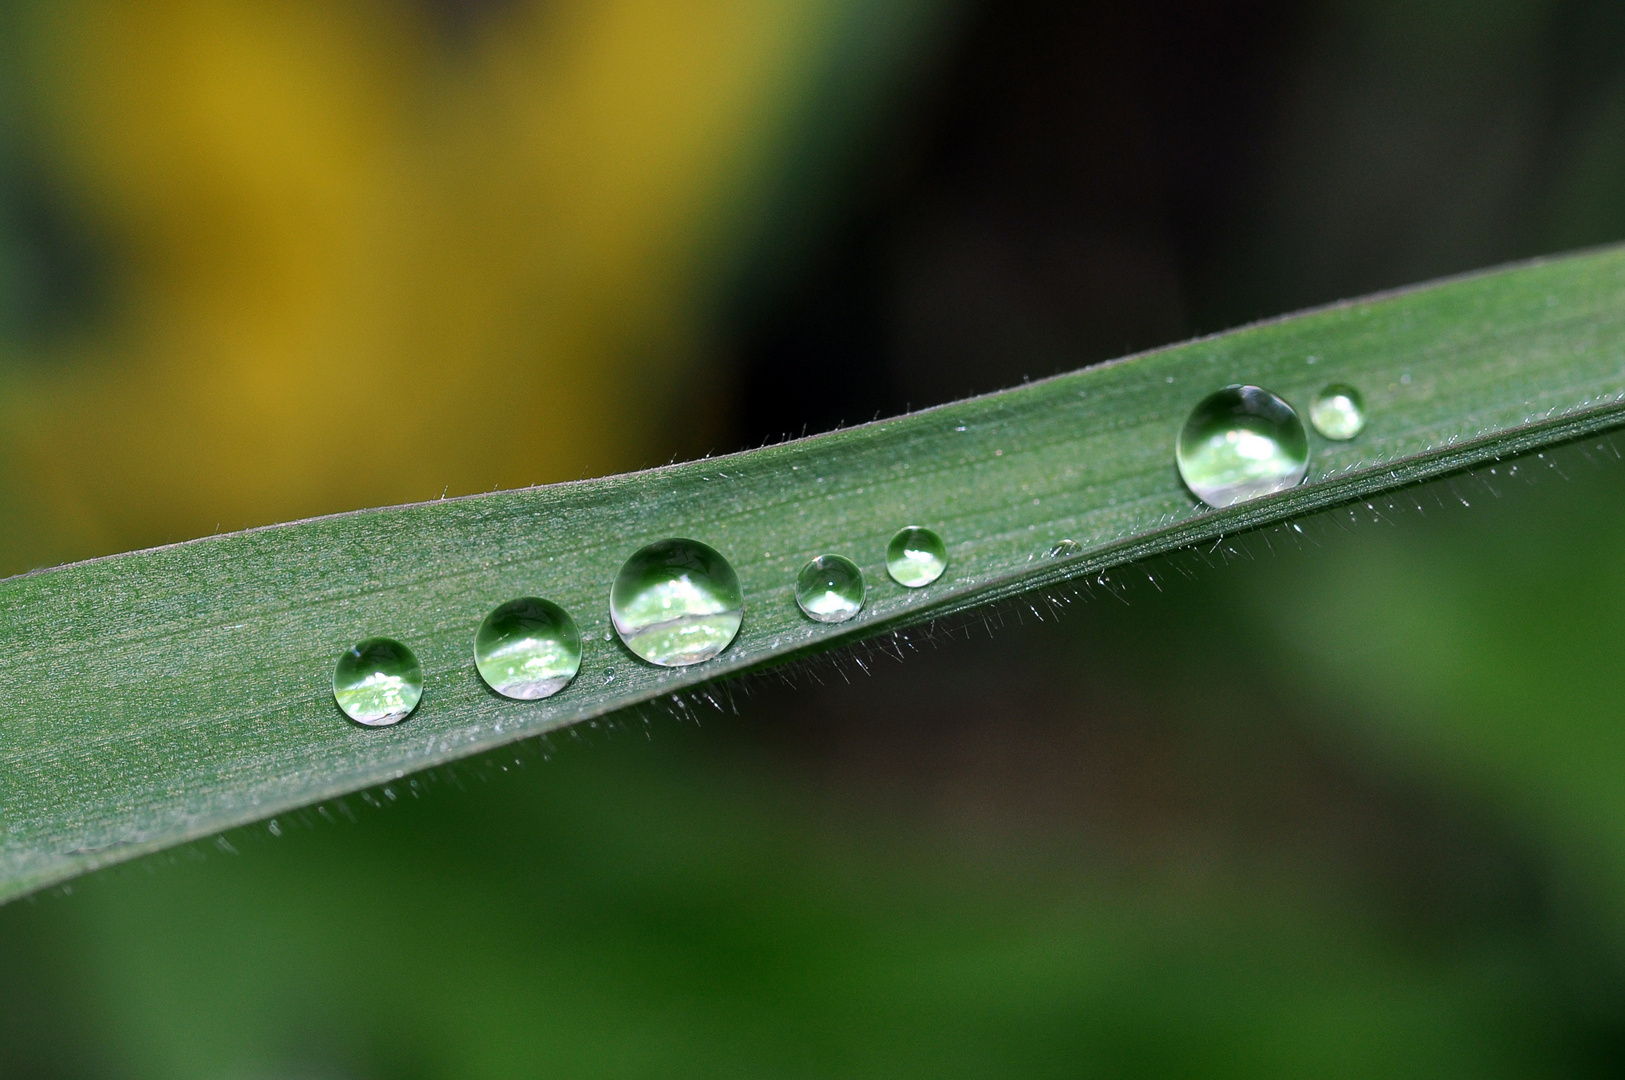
left=4, top=0, right=1625, bottom=1075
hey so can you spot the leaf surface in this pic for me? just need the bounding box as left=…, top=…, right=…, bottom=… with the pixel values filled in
left=5, top=247, right=1625, bottom=901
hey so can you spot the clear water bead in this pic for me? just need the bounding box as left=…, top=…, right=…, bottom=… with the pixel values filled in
left=795, top=554, right=865, bottom=623
left=1309, top=383, right=1367, bottom=440
left=886, top=526, right=947, bottom=588
left=333, top=637, right=423, bottom=726
left=1046, top=539, right=1083, bottom=559
left=1176, top=385, right=1309, bottom=508
left=474, top=597, right=582, bottom=700
left=611, top=538, right=744, bottom=666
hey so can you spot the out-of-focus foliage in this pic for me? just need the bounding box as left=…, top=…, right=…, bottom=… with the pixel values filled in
left=0, top=0, right=939, bottom=574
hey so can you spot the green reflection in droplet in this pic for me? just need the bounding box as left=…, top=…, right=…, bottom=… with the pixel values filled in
left=795, top=554, right=865, bottom=623
left=1309, top=383, right=1367, bottom=440
left=610, top=538, right=743, bottom=666
left=333, top=637, right=423, bottom=726
left=1176, top=384, right=1309, bottom=508
left=886, top=526, right=946, bottom=588
left=474, top=597, right=582, bottom=700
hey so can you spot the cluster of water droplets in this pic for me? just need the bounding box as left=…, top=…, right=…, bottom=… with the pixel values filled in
left=334, top=372, right=1370, bottom=726
left=1176, top=381, right=1368, bottom=508
left=332, top=526, right=948, bottom=726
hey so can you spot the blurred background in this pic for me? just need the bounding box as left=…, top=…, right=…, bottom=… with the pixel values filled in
left=3, top=0, right=1625, bottom=1075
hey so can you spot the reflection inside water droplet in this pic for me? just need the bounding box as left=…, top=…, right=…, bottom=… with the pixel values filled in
left=795, top=554, right=865, bottom=623
left=886, top=526, right=947, bottom=587
left=333, top=637, right=423, bottom=726
left=610, top=538, right=744, bottom=666
left=1046, top=539, right=1083, bottom=559
left=1309, top=383, right=1367, bottom=440
left=474, top=597, right=582, bottom=700
left=1175, top=385, right=1309, bottom=508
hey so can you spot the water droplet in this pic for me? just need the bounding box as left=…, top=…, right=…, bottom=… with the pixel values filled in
left=602, top=629, right=612, bottom=642
left=1046, top=539, right=1082, bottom=559
left=1176, top=385, right=1309, bottom=508
left=1309, top=383, right=1366, bottom=440
left=795, top=554, right=865, bottom=623
left=886, top=526, right=947, bottom=588
left=474, top=597, right=582, bottom=700
left=610, top=538, right=743, bottom=666
left=333, top=637, right=423, bottom=726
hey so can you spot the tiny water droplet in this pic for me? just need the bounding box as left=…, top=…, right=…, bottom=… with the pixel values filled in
left=603, top=667, right=616, bottom=684
left=1309, top=384, right=1366, bottom=440
left=474, top=597, right=582, bottom=700
left=610, top=538, right=743, bottom=666
left=886, top=526, right=947, bottom=588
left=1176, top=385, right=1309, bottom=508
left=333, top=637, right=423, bottom=726
left=795, top=554, right=865, bottom=623
left=602, top=629, right=612, bottom=642
left=1046, top=539, right=1082, bottom=559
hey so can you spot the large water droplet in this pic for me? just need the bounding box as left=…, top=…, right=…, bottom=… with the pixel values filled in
left=886, top=526, right=947, bottom=587
left=1176, top=385, right=1309, bottom=508
left=795, top=554, right=864, bottom=623
left=474, top=597, right=582, bottom=700
left=333, top=637, right=423, bottom=726
left=1309, top=383, right=1367, bottom=440
left=611, top=538, right=743, bottom=666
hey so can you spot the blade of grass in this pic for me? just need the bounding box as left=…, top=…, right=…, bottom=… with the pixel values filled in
left=3, top=246, right=1625, bottom=901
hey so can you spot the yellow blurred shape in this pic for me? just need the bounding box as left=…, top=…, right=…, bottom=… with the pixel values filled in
left=0, top=0, right=857, bottom=571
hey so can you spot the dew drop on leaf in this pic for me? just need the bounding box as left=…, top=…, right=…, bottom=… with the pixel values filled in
left=886, top=526, right=947, bottom=588
left=1309, top=383, right=1367, bottom=440
left=795, top=554, right=865, bottom=623
left=333, top=637, right=423, bottom=726
left=474, top=597, right=582, bottom=700
left=1176, top=384, right=1309, bottom=508
left=610, top=538, right=743, bottom=666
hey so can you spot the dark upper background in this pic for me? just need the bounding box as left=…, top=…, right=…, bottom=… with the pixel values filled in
left=7, top=1, right=1625, bottom=1076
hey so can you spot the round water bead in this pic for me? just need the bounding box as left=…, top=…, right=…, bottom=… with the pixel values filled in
left=474, top=597, right=582, bottom=700
left=610, top=538, right=744, bottom=666
left=795, top=554, right=865, bottom=623
left=333, top=637, right=423, bottom=726
left=1045, top=539, right=1083, bottom=559
left=1309, top=383, right=1367, bottom=440
left=886, top=526, right=947, bottom=588
left=1176, top=385, right=1309, bottom=508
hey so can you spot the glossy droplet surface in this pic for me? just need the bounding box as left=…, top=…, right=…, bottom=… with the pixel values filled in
left=886, top=526, right=947, bottom=588
left=611, top=538, right=743, bottom=666
left=1309, top=383, right=1367, bottom=440
left=1176, top=385, right=1309, bottom=508
left=333, top=637, right=422, bottom=726
left=1046, top=539, right=1082, bottom=559
left=795, top=554, right=865, bottom=623
left=474, top=597, right=582, bottom=700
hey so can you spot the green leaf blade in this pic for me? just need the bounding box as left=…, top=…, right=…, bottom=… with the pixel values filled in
left=4, top=245, right=1625, bottom=901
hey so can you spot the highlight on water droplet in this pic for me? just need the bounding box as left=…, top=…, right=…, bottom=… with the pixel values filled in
left=1309, top=383, right=1367, bottom=440
left=333, top=637, right=423, bottom=726
left=1046, top=539, right=1083, bottom=559
left=610, top=538, right=744, bottom=666
left=795, top=554, right=865, bottom=623
left=886, top=526, right=947, bottom=588
left=474, top=597, right=582, bottom=700
left=1175, top=384, right=1309, bottom=508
